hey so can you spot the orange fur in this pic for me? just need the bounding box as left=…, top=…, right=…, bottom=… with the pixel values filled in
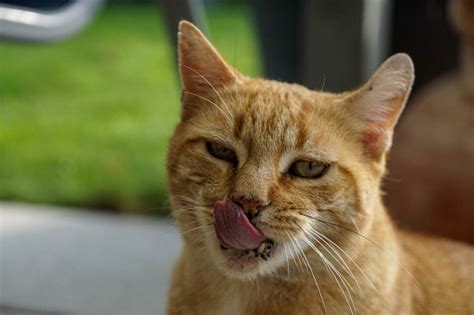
left=167, top=21, right=474, bottom=315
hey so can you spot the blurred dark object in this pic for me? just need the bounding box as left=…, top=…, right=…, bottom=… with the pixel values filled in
left=160, top=0, right=207, bottom=62
left=253, top=0, right=370, bottom=92
left=390, top=0, right=459, bottom=94
left=0, top=0, right=105, bottom=42
left=0, top=0, right=72, bottom=10
left=253, top=0, right=301, bottom=84
left=386, top=0, right=474, bottom=245
left=253, top=0, right=458, bottom=94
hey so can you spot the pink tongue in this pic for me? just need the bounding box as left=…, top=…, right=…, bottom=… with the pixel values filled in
left=213, top=197, right=265, bottom=250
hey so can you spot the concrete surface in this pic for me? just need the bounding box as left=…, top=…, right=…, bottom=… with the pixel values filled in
left=0, top=202, right=182, bottom=315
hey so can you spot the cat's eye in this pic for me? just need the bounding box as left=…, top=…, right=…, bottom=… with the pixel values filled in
left=206, top=141, right=237, bottom=165
left=289, top=160, right=328, bottom=179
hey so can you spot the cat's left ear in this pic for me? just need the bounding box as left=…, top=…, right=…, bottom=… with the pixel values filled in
left=344, top=53, right=414, bottom=160
left=178, top=21, right=240, bottom=119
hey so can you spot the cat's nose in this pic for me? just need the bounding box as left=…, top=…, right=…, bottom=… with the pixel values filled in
left=229, top=193, right=271, bottom=217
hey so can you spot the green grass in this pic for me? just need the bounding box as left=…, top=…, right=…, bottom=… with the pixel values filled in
left=0, top=3, right=260, bottom=214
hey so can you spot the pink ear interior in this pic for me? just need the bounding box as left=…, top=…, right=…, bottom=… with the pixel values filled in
left=347, top=54, right=414, bottom=160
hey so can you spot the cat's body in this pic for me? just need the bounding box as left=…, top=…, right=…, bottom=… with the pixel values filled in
left=167, top=21, right=474, bottom=315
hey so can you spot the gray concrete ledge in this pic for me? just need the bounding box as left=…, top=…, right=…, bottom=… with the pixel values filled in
left=0, top=202, right=181, bottom=315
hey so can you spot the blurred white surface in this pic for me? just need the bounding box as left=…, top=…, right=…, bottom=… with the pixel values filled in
left=0, top=202, right=181, bottom=315
left=0, top=0, right=105, bottom=42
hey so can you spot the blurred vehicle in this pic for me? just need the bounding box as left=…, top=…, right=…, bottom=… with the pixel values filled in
left=0, top=0, right=105, bottom=42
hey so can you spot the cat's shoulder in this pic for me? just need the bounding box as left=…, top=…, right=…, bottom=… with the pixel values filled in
left=398, top=229, right=474, bottom=257
left=395, top=231, right=474, bottom=313
left=397, top=229, right=474, bottom=280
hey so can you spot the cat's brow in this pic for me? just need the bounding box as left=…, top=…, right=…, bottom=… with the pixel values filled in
left=297, top=148, right=335, bottom=161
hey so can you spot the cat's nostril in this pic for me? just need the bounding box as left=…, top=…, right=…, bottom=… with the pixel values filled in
left=245, top=211, right=255, bottom=222
left=251, top=202, right=271, bottom=220
left=229, top=193, right=271, bottom=217
left=253, top=207, right=262, bottom=218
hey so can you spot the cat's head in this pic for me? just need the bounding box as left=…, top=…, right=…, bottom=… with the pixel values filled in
left=167, top=21, right=414, bottom=280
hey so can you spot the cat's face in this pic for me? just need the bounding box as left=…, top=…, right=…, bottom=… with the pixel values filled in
left=167, top=22, right=414, bottom=280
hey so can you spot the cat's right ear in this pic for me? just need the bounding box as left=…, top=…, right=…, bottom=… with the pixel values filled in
left=178, top=21, right=239, bottom=119
left=343, top=53, right=414, bottom=161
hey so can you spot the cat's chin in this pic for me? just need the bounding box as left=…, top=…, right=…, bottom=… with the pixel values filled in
left=210, top=238, right=286, bottom=280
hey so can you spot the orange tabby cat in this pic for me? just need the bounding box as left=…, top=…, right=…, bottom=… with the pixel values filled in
left=167, top=21, right=474, bottom=315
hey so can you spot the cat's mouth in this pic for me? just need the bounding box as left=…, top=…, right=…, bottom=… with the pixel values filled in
left=220, top=238, right=275, bottom=261
left=213, top=197, right=275, bottom=261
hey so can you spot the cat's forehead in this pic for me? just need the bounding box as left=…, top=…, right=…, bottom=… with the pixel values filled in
left=205, top=80, right=344, bottom=156
left=233, top=81, right=335, bottom=124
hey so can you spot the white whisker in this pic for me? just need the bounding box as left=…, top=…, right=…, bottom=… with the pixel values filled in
left=312, top=228, right=378, bottom=294
left=306, top=228, right=361, bottom=292
left=301, top=236, right=355, bottom=315
left=287, top=231, right=327, bottom=315
left=183, top=91, right=232, bottom=123
left=285, top=231, right=305, bottom=273
left=299, top=211, right=420, bottom=286
left=283, top=241, right=291, bottom=281
left=179, top=63, right=234, bottom=121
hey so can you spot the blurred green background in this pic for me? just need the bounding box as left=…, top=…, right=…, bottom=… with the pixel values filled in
left=0, top=2, right=261, bottom=214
